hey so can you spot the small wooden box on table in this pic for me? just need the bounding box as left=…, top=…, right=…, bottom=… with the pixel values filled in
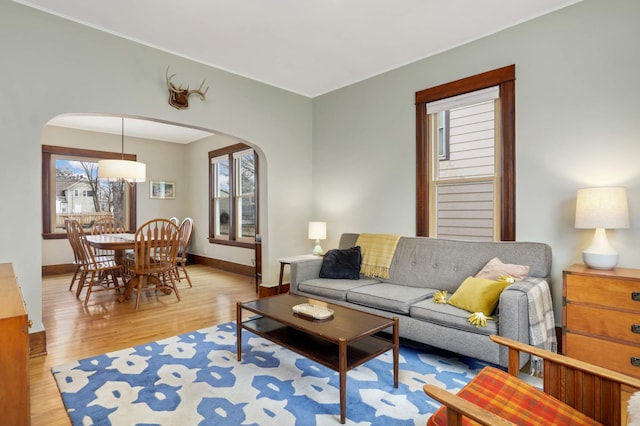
left=237, top=294, right=399, bottom=424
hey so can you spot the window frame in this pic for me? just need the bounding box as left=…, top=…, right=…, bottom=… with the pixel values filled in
left=42, top=145, right=138, bottom=239
left=208, top=143, right=258, bottom=249
left=415, top=65, right=516, bottom=241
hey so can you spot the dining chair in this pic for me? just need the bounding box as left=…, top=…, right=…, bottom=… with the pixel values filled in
left=66, top=219, right=124, bottom=305
left=169, top=217, right=179, bottom=226
left=91, top=216, right=127, bottom=258
left=65, top=219, right=85, bottom=292
left=125, top=218, right=181, bottom=309
left=173, top=217, right=194, bottom=287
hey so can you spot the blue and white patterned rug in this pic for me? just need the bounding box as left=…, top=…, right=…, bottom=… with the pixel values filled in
left=52, top=321, right=491, bottom=425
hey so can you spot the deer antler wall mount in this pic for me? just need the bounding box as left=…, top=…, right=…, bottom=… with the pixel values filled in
left=165, top=66, right=209, bottom=110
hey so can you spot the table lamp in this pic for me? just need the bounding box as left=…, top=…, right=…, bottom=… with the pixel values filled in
left=575, top=186, right=629, bottom=270
left=308, top=222, right=326, bottom=256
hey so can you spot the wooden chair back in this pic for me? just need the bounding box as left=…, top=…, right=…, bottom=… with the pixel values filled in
left=92, top=216, right=126, bottom=235
left=133, top=218, right=180, bottom=275
left=177, top=218, right=194, bottom=263
left=91, top=217, right=126, bottom=257
left=169, top=217, right=179, bottom=226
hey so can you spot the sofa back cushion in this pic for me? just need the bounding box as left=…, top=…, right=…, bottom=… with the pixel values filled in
left=338, top=233, right=552, bottom=292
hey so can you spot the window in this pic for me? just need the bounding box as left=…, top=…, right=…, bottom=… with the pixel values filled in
left=209, top=143, right=258, bottom=247
left=42, top=145, right=138, bottom=239
left=416, top=65, right=516, bottom=241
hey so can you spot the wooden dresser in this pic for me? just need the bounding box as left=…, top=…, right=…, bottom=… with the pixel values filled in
left=563, top=264, right=640, bottom=379
left=0, top=263, right=30, bottom=425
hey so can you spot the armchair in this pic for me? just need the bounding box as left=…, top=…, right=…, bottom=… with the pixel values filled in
left=424, top=335, right=640, bottom=425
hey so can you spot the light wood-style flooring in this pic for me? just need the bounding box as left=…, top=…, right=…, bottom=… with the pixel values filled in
left=30, top=264, right=258, bottom=426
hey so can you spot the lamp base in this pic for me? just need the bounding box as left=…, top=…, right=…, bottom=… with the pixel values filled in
left=582, top=228, right=619, bottom=270
left=312, top=241, right=323, bottom=256
left=583, top=251, right=619, bottom=270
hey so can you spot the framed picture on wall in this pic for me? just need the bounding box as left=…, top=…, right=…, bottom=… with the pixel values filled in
left=150, top=181, right=175, bottom=199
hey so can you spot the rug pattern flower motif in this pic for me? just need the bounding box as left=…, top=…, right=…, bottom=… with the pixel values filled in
left=52, top=322, right=489, bottom=425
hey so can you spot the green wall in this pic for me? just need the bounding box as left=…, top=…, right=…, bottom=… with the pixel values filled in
left=312, top=0, right=640, bottom=318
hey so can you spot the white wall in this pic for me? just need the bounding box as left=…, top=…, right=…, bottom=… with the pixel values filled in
left=311, top=0, right=640, bottom=320
left=1, top=1, right=312, bottom=334
left=5, top=0, right=638, bottom=337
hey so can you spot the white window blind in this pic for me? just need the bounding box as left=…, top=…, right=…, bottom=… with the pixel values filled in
left=426, top=86, right=499, bottom=114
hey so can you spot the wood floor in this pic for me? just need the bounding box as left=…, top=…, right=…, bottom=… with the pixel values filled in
left=30, top=264, right=258, bottom=426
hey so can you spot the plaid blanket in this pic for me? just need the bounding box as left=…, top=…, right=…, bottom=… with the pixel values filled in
left=355, top=233, right=401, bottom=279
left=427, top=366, right=601, bottom=425
left=509, top=277, right=557, bottom=374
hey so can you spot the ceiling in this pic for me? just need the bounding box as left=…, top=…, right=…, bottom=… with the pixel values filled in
left=17, top=0, right=581, bottom=97
left=23, top=0, right=582, bottom=142
left=47, top=115, right=215, bottom=144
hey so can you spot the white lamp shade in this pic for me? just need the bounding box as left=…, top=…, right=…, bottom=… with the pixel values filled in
left=98, top=159, right=146, bottom=183
left=308, top=221, right=326, bottom=240
left=575, top=186, right=629, bottom=229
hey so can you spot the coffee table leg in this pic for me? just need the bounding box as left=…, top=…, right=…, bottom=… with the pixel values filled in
left=339, top=337, right=347, bottom=424
left=393, top=317, right=399, bottom=388
left=236, top=302, right=242, bottom=361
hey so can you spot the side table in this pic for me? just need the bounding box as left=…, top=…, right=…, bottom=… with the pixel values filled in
left=277, top=254, right=319, bottom=295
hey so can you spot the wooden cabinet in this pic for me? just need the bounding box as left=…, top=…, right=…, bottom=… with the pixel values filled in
left=0, top=263, right=30, bottom=425
left=563, top=264, right=640, bottom=379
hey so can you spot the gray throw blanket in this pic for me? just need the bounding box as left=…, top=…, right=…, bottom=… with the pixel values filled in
left=509, top=277, right=557, bottom=375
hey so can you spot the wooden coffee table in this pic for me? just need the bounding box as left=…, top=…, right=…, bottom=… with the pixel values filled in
left=236, top=294, right=399, bottom=424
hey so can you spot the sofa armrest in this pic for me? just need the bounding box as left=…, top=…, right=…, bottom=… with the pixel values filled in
left=289, top=258, right=323, bottom=294
left=497, top=277, right=550, bottom=367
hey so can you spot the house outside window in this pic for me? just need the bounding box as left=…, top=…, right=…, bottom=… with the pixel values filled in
left=428, top=87, right=500, bottom=241
left=416, top=65, right=516, bottom=241
left=209, top=143, right=258, bottom=247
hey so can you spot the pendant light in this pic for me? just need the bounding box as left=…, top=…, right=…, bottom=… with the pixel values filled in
left=98, top=117, right=146, bottom=185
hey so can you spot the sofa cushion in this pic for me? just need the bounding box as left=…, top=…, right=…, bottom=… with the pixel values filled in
left=319, top=246, right=362, bottom=279
left=298, top=278, right=379, bottom=301
left=346, top=283, right=435, bottom=314
left=410, top=297, right=498, bottom=336
left=447, top=276, right=511, bottom=316
left=475, top=257, right=529, bottom=281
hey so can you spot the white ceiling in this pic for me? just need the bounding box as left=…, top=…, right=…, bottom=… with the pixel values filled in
left=17, top=0, right=581, bottom=97
left=23, top=0, right=582, bottom=142
left=47, top=115, right=214, bottom=144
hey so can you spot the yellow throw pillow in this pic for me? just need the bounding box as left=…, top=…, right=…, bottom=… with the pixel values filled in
left=448, top=276, right=512, bottom=316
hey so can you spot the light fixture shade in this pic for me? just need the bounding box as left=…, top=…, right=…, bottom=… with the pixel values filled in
left=98, top=159, right=146, bottom=183
left=575, top=187, right=629, bottom=229
left=308, top=222, right=327, bottom=240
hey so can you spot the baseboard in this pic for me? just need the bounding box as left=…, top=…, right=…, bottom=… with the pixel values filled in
left=42, top=263, right=75, bottom=276
left=188, top=254, right=255, bottom=277
left=43, top=256, right=256, bottom=278
left=29, top=330, right=47, bottom=357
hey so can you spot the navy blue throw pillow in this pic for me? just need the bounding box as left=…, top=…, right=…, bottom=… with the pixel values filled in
left=319, top=246, right=361, bottom=280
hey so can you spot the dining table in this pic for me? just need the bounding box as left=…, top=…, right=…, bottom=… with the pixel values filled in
left=85, top=232, right=174, bottom=303
left=85, top=233, right=135, bottom=266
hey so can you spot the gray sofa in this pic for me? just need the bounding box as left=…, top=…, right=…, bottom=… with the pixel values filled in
left=290, top=233, right=552, bottom=368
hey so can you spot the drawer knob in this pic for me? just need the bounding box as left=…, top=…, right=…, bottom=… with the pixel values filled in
left=632, top=292, right=640, bottom=301
left=632, top=357, right=640, bottom=367
left=633, top=324, right=640, bottom=334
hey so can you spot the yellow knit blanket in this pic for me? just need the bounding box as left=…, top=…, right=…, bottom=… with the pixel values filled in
left=356, top=233, right=401, bottom=279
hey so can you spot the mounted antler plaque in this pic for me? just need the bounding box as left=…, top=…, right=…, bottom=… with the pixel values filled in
left=165, top=66, right=209, bottom=109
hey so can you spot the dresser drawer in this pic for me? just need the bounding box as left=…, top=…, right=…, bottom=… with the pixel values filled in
left=565, top=333, right=640, bottom=378
left=566, top=304, right=640, bottom=344
left=566, top=274, right=640, bottom=310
